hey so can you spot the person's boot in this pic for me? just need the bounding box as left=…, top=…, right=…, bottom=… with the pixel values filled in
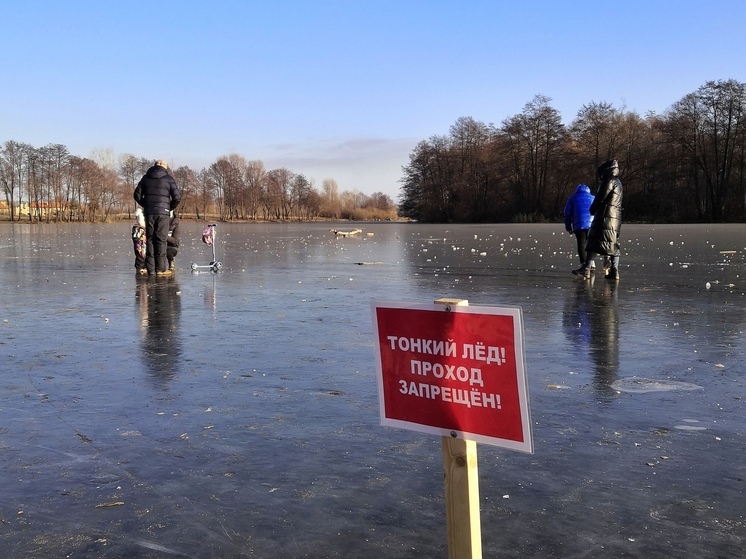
left=603, top=257, right=613, bottom=275
left=572, top=266, right=593, bottom=279
left=605, top=268, right=620, bottom=281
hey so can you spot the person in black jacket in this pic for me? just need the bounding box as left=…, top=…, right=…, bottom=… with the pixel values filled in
left=575, top=159, right=623, bottom=280
left=133, top=160, right=181, bottom=276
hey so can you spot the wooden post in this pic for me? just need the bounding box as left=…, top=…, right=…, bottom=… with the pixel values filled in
left=435, top=298, right=482, bottom=559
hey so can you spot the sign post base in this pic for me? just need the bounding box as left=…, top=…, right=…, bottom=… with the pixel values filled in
left=442, top=435, right=482, bottom=559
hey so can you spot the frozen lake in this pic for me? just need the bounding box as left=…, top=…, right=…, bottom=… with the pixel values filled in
left=0, top=221, right=744, bottom=558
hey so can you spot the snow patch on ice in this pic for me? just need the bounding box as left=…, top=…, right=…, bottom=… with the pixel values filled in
left=611, top=377, right=704, bottom=394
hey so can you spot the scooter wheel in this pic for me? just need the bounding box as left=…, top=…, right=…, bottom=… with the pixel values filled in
left=191, top=263, right=198, bottom=270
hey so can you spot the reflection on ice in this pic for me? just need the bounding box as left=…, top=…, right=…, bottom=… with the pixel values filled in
left=611, top=377, right=704, bottom=393
left=136, top=276, right=182, bottom=387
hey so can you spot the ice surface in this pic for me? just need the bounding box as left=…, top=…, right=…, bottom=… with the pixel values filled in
left=0, top=222, right=744, bottom=558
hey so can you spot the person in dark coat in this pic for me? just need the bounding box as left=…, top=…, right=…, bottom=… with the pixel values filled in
left=575, top=159, right=623, bottom=280
left=133, top=160, right=181, bottom=276
left=564, top=183, right=595, bottom=270
left=166, top=211, right=180, bottom=271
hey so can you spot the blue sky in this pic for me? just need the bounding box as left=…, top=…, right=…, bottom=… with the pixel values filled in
left=2, top=1, right=744, bottom=200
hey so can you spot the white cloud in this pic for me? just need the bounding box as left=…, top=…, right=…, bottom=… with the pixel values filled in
left=259, top=136, right=418, bottom=200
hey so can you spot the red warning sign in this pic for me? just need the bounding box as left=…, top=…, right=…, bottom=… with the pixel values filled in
left=371, top=301, right=532, bottom=452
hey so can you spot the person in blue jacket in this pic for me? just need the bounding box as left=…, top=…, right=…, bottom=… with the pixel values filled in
left=564, top=184, right=595, bottom=272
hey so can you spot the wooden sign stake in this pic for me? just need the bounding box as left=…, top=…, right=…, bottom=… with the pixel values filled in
left=435, top=298, right=482, bottom=559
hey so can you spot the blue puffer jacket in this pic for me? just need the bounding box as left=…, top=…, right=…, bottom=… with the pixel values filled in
left=564, top=184, right=594, bottom=232
left=134, top=165, right=181, bottom=216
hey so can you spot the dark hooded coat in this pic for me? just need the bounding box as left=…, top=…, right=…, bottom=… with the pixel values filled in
left=585, top=160, right=623, bottom=256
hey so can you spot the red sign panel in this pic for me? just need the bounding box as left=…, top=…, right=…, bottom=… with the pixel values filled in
left=371, top=301, right=533, bottom=452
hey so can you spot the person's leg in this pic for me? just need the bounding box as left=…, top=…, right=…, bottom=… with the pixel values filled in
left=573, top=250, right=595, bottom=276
left=605, top=255, right=620, bottom=280
left=133, top=236, right=145, bottom=271
left=145, top=216, right=157, bottom=275
left=134, top=252, right=146, bottom=271
left=167, top=246, right=177, bottom=270
left=574, top=230, right=588, bottom=264
left=153, top=215, right=170, bottom=273
left=582, top=252, right=596, bottom=278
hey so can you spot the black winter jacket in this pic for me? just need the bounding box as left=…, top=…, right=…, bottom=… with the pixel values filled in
left=134, top=166, right=181, bottom=216
left=586, top=161, right=623, bottom=256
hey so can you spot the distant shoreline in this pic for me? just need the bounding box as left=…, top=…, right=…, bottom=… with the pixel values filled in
left=0, top=216, right=412, bottom=225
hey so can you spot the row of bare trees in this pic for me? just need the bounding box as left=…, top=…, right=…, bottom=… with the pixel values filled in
left=400, top=79, right=746, bottom=222
left=0, top=147, right=397, bottom=222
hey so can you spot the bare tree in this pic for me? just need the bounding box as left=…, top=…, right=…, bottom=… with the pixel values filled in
left=501, top=94, right=566, bottom=218
left=227, top=154, right=250, bottom=219
left=196, top=168, right=215, bottom=220
left=321, top=178, right=341, bottom=218
left=304, top=187, right=322, bottom=219
left=449, top=116, right=494, bottom=220
left=399, top=136, right=457, bottom=221
left=663, top=79, right=746, bottom=220
left=209, top=155, right=252, bottom=220
left=26, top=146, right=42, bottom=221
left=0, top=140, right=32, bottom=221
left=290, top=173, right=311, bottom=220
left=208, top=159, right=231, bottom=219
left=42, top=144, right=71, bottom=222
left=172, top=165, right=200, bottom=218
left=570, top=101, right=621, bottom=167
left=263, top=168, right=293, bottom=220
left=244, top=160, right=265, bottom=220
left=367, top=192, right=395, bottom=211
left=90, top=147, right=116, bottom=172
left=119, top=154, right=150, bottom=216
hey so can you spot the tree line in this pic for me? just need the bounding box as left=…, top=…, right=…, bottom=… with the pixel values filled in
left=0, top=147, right=397, bottom=222
left=399, top=79, right=746, bottom=223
